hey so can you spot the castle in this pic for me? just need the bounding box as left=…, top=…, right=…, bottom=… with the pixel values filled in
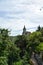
left=22, top=26, right=31, bottom=35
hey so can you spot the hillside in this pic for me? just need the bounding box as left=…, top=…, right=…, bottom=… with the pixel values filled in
left=0, top=26, right=43, bottom=65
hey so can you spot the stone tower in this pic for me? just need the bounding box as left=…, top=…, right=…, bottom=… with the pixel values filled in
left=22, top=25, right=26, bottom=35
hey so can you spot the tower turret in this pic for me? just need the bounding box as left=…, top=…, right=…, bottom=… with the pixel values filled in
left=22, top=25, right=26, bottom=35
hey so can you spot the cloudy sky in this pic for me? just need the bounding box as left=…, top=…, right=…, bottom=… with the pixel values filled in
left=0, top=0, right=43, bottom=36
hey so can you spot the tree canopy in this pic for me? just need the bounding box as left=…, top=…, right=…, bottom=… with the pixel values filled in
left=0, top=26, right=43, bottom=65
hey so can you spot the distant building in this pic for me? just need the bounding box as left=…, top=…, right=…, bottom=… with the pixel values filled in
left=22, top=25, right=31, bottom=35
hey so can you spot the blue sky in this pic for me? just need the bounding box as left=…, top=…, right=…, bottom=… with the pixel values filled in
left=0, top=0, right=43, bottom=36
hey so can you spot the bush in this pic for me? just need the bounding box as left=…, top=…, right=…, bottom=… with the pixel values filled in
left=0, top=57, right=8, bottom=65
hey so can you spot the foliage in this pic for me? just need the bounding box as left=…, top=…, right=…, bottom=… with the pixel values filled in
left=36, top=42, right=43, bottom=52
left=0, top=26, right=43, bottom=65
left=0, top=57, right=8, bottom=65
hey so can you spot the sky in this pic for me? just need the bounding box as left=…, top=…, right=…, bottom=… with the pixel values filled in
left=0, top=0, right=43, bottom=36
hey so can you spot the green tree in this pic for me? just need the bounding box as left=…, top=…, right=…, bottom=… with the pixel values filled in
left=37, top=25, right=41, bottom=31
left=0, top=57, right=8, bottom=65
left=8, top=44, right=20, bottom=65
left=15, top=35, right=28, bottom=58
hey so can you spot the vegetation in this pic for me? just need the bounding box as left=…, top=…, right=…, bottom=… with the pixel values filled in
left=0, top=26, right=43, bottom=65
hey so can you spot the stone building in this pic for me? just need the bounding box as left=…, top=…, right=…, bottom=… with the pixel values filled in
left=22, top=25, right=31, bottom=35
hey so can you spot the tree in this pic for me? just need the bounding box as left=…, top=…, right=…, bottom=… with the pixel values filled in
left=0, top=57, right=8, bottom=65
left=8, top=44, right=20, bottom=65
left=15, top=35, right=28, bottom=50
left=0, top=28, right=10, bottom=65
left=15, top=35, right=28, bottom=58
left=0, top=29, right=10, bottom=56
left=37, top=25, right=41, bottom=31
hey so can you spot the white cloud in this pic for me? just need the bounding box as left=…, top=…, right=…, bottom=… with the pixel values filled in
left=0, top=0, right=43, bottom=36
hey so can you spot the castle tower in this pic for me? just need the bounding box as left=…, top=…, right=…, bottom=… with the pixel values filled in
left=22, top=25, right=26, bottom=35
